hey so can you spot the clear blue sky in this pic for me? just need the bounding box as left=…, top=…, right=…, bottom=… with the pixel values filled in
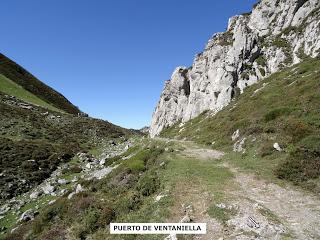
left=1, top=0, right=257, bottom=129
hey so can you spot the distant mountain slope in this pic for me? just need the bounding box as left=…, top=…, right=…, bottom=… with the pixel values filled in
left=0, top=74, right=61, bottom=112
left=0, top=54, right=138, bottom=202
left=0, top=53, right=80, bottom=114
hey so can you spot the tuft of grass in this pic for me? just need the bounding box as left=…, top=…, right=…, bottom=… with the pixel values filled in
left=264, top=107, right=293, bottom=122
left=207, top=204, right=237, bottom=224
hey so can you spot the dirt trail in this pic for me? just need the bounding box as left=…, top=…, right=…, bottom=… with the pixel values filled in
left=231, top=167, right=320, bottom=240
left=166, top=139, right=320, bottom=240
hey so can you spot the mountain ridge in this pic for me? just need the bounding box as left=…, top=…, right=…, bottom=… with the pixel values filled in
left=0, top=53, right=81, bottom=114
left=150, top=0, right=320, bottom=137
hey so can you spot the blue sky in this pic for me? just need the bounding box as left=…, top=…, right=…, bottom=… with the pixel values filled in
left=1, top=0, right=257, bottom=129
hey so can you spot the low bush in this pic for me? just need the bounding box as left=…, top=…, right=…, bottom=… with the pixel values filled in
left=136, top=172, right=160, bottom=196
left=264, top=107, right=293, bottom=122
left=275, top=148, right=320, bottom=184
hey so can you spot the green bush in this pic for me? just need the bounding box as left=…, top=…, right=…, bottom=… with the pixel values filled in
left=264, top=107, right=293, bottom=122
left=275, top=148, right=320, bottom=183
left=136, top=172, right=160, bottom=196
left=284, top=119, right=312, bottom=142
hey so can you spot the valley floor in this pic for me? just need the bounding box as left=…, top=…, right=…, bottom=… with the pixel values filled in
left=2, top=137, right=320, bottom=240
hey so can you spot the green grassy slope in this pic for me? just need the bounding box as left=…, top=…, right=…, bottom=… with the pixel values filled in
left=161, top=58, right=320, bottom=192
left=0, top=92, right=136, bottom=202
left=0, top=74, right=61, bottom=112
left=0, top=53, right=80, bottom=114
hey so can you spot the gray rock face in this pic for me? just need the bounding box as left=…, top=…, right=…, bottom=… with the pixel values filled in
left=150, top=0, right=320, bottom=137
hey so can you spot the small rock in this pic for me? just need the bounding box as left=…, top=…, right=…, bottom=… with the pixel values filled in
left=75, top=184, right=84, bottom=194
left=232, top=129, right=240, bottom=141
left=57, top=179, right=69, bottom=185
left=71, top=176, right=78, bottom=183
left=59, top=189, right=68, bottom=196
left=42, top=184, right=55, bottom=195
left=30, top=191, right=42, bottom=199
left=19, top=209, right=38, bottom=222
left=165, top=234, right=177, bottom=240
left=233, top=138, right=246, bottom=153
left=48, top=200, right=56, bottom=205
left=216, top=203, right=226, bottom=209
left=99, top=158, right=106, bottom=165
left=180, top=214, right=191, bottom=223
left=273, top=143, right=282, bottom=151
left=155, top=193, right=167, bottom=202
left=68, top=192, right=75, bottom=200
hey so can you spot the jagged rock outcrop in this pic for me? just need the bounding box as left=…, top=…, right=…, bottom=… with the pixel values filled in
left=150, top=0, right=320, bottom=137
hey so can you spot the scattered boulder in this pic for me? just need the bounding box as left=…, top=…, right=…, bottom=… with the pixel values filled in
left=232, top=129, right=240, bottom=141
left=233, top=138, right=246, bottom=153
left=42, top=184, right=55, bottom=195
left=180, top=214, right=191, bottom=223
left=216, top=203, right=227, bottom=209
left=165, top=234, right=177, bottom=240
left=273, top=143, right=282, bottom=152
left=154, top=192, right=167, bottom=202
left=59, top=189, right=68, bottom=196
left=19, top=209, right=38, bottom=222
left=75, top=184, right=84, bottom=194
left=30, top=190, right=42, bottom=199
left=57, top=179, right=69, bottom=185
left=68, top=192, right=75, bottom=200
left=99, top=158, right=106, bottom=165
left=48, top=200, right=56, bottom=205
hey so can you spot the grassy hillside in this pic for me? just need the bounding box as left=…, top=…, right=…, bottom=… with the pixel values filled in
left=0, top=74, right=60, bottom=112
left=161, top=58, right=320, bottom=192
left=0, top=53, right=80, bottom=114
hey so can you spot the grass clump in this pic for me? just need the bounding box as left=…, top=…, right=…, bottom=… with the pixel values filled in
left=207, top=204, right=237, bottom=224
left=264, top=107, right=293, bottom=122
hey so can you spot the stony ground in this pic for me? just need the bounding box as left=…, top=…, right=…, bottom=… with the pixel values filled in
left=1, top=137, right=319, bottom=240
left=160, top=138, right=320, bottom=240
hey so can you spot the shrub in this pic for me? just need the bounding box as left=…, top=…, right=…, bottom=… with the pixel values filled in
left=39, top=225, right=67, bottom=240
left=136, top=172, right=160, bottom=196
left=258, top=142, right=275, bottom=157
left=284, top=119, right=312, bottom=142
left=264, top=107, right=293, bottom=122
left=275, top=148, right=320, bottom=183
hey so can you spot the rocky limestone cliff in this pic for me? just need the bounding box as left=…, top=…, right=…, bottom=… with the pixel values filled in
left=150, top=0, right=320, bottom=137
